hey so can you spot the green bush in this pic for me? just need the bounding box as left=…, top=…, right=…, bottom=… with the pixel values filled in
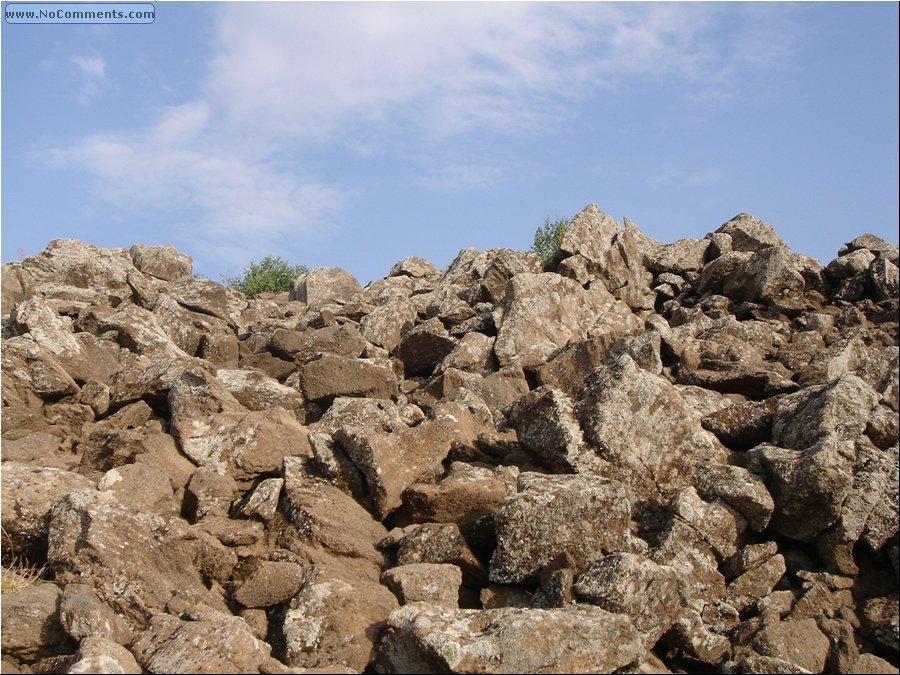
left=224, top=256, right=308, bottom=298
left=531, top=217, right=570, bottom=268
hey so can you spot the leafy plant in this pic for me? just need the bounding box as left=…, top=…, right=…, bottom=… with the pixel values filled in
left=224, top=256, right=308, bottom=299
left=531, top=217, right=570, bottom=268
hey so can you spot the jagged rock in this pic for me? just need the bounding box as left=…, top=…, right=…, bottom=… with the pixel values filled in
left=0, top=582, right=73, bottom=663
left=1, top=463, right=94, bottom=557
left=751, top=618, right=830, bottom=673
left=701, top=398, right=778, bottom=450
left=436, top=332, right=496, bottom=374
left=270, top=323, right=366, bottom=362
left=859, top=596, right=899, bottom=655
left=232, top=559, right=306, bottom=608
left=670, top=487, right=747, bottom=560
left=47, top=489, right=226, bottom=628
left=280, top=567, right=399, bottom=671
left=727, top=553, right=787, bottom=612
left=490, top=472, right=636, bottom=583
left=749, top=437, right=855, bottom=542
left=694, top=462, right=774, bottom=531
left=379, top=602, right=644, bottom=674
left=67, top=637, right=142, bottom=674
left=59, top=583, right=133, bottom=644
left=506, top=386, right=594, bottom=473
left=298, top=353, right=398, bottom=402
left=389, top=256, right=440, bottom=279
left=536, top=313, right=642, bottom=396
left=233, top=477, right=283, bottom=523
left=841, top=233, right=900, bottom=265
left=648, top=237, right=710, bottom=275
left=576, top=353, right=727, bottom=500
left=396, top=523, right=486, bottom=584
left=290, top=267, right=362, bottom=305
left=665, top=608, right=732, bottom=665
left=493, top=271, right=627, bottom=369
left=381, top=563, right=463, bottom=608
left=395, top=317, right=458, bottom=377
left=397, top=462, right=509, bottom=528
left=129, top=243, right=192, bottom=281
left=559, top=205, right=656, bottom=310
left=215, top=367, right=304, bottom=419
left=716, top=213, right=786, bottom=253
left=573, top=552, right=682, bottom=648
left=724, top=246, right=827, bottom=306
left=168, top=369, right=310, bottom=481
left=130, top=609, right=275, bottom=674
left=359, top=297, right=418, bottom=351
left=98, top=463, right=178, bottom=516
left=772, top=373, right=879, bottom=449
left=184, top=469, right=238, bottom=522
left=278, top=456, right=389, bottom=564
left=2, top=223, right=897, bottom=675
left=334, top=403, right=481, bottom=519
left=651, top=516, right=726, bottom=610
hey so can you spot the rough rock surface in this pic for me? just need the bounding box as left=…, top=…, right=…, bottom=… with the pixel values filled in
left=2, top=211, right=897, bottom=674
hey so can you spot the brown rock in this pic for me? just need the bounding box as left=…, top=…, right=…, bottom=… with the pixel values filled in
left=573, top=552, right=682, bottom=648
left=270, top=323, right=366, bottom=362
left=751, top=618, right=830, bottom=673
left=67, top=637, right=142, bottom=674
left=298, top=353, right=398, bottom=403
left=0, top=582, right=73, bottom=662
left=131, top=610, right=274, bottom=674
left=396, top=317, right=458, bottom=377
left=130, top=243, right=192, bottom=281
left=232, top=559, right=306, bottom=608
left=576, top=353, right=727, bottom=500
left=290, top=267, right=362, bottom=305
left=382, top=563, right=463, bottom=609
left=59, top=583, right=133, bottom=644
left=490, top=472, right=636, bottom=583
left=379, top=602, right=644, bottom=675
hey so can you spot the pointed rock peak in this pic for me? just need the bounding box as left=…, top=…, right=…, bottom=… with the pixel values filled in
left=715, top=213, right=786, bottom=253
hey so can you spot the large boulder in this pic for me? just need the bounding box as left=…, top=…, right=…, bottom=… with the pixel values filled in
left=489, top=472, right=637, bottom=583
left=290, top=267, right=362, bottom=305
left=493, top=272, right=624, bottom=369
left=576, top=353, right=728, bottom=500
left=378, top=602, right=644, bottom=674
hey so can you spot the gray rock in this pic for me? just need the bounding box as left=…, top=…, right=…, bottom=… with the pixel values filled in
left=715, top=213, right=786, bottom=253
left=493, top=272, right=622, bottom=369
left=749, top=437, right=855, bottom=542
left=772, top=373, right=879, bottom=450
left=490, top=472, right=636, bottom=583
left=67, top=637, right=141, bottom=674
left=129, top=243, right=192, bottom=281
left=573, top=552, right=682, bottom=649
left=299, top=353, right=398, bottom=402
left=290, top=267, right=362, bottom=305
left=378, top=602, right=644, bottom=675
left=59, top=583, right=133, bottom=644
left=131, top=609, right=274, bottom=674
left=0, top=582, right=73, bottom=662
left=381, top=563, right=462, bottom=609
left=395, top=317, right=457, bottom=376
left=576, top=353, right=727, bottom=500
left=506, top=386, right=594, bottom=473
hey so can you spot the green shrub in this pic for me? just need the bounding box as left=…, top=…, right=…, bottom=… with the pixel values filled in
left=225, top=256, right=308, bottom=298
left=531, top=217, right=570, bottom=268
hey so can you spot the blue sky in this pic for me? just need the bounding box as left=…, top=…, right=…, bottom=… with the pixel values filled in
left=2, top=2, right=898, bottom=285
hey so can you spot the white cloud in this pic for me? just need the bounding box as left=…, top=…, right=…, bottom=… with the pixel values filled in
left=71, top=55, right=106, bottom=78
left=419, top=163, right=506, bottom=192
left=47, top=3, right=798, bottom=264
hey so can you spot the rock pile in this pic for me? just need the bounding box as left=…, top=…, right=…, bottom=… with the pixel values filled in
left=1, top=205, right=897, bottom=674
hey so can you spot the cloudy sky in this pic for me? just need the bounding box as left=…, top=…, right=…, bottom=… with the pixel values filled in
left=2, top=2, right=898, bottom=284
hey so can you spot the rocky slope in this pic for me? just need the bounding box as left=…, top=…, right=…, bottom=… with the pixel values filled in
left=0, top=205, right=897, bottom=674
